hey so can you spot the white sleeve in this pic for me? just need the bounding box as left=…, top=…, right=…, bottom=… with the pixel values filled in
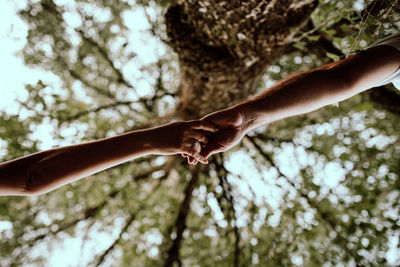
left=369, top=33, right=400, bottom=90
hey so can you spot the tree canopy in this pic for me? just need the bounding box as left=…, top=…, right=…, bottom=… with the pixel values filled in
left=0, top=0, right=399, bottom=266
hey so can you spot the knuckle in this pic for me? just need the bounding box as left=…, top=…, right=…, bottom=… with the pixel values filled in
left=179, top=143, right=187, bottom=151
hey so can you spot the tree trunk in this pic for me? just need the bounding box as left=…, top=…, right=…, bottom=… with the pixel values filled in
left=165, top=0, right=317, bottom=119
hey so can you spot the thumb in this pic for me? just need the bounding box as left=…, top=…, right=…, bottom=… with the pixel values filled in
left=201, top=141, right=225, bottom=159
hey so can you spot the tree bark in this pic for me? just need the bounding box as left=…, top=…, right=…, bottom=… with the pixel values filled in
left=165, top=0, right=318, bottom=119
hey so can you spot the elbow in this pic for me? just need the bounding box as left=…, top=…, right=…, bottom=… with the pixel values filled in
left=23, top=165, right=47, bottom=196
left=22, top=188, right=45, bottom=196
left=0, top=153, right=54, bottom=196
left=0, top=163, right=43, bottom=196
left=22, top=173, right=40, bottom=196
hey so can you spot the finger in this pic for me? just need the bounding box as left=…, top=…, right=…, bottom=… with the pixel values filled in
left=191, top=120, right=219, bottom=132
left=185, top=155, right=195, bottom=163
left=192, top=151, right=207, bottom=164
left=183, top=153, right=201, bottom=162
left=188, top=131, right=209, bottom=144
left=183, top=147, right=208, bottom=164
left=200, top=142, right=224, bottom=159
left=188, top=157, right=198, bottom=165
left=187, top=155, right=197, bottom=164
left=183, top=153, right=198, bottom=165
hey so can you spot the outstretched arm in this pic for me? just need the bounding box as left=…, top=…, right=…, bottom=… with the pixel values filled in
left=239, top=45, right=400, bottom=131
left=0, top=120, right=217, bottom=196
left=191, top=45, right=400, bottom=161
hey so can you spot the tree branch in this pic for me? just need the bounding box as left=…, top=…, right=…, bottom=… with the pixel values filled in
left=95, top=213, right=136, bottom=267
left=28, top=189, right=119, bottom=245
left=68, top=68, right=117, bottom=100
left=213, top=156, right=241, bottom=267
left=330, top=0, right=397, bottom=38
left=244, top=136, right=362, bottom=263
left=61, top=101, right=133, bottom=122
left=164, top=167, right=201, bottom=267
left=143, top=8, right=171, bottom=46
left=40, top=1, right=165, bottom=117
left=36, top=2, right=118, bottom=101
left=133, top=158, right=174, bottom=182
left=26, top=160, right=172, bottom=246
left=294, top=0, right=395, bottom=45
left=76, top=29, right=134, bottom=89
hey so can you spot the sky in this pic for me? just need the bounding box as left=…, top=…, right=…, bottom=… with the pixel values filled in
left=0, top=0, right=399, bottom=266
left=0, top=1, right=36, bottom=114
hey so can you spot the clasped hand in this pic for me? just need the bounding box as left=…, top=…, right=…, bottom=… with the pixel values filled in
left=177, top=108, right=246, bottom=165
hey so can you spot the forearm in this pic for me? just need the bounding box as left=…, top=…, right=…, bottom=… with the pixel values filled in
left=236, top=68, right=348, bottom=131
left=236, top=45, right=400, bottom=132
left=0, top=127, right=164, bottom=196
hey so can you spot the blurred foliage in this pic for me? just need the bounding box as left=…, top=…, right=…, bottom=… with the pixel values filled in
left=0, top=0, right=400, bottom=266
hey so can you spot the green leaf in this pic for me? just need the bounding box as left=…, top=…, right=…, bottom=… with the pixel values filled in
left=355, top=102, right=374, bottom=112
left=321, top=28, right=336, bottom=37
left=306, top=35, right=320, bottom=41
left=293, top=41, right=306, bottom=51
left=326, top=52, right=340, bottom=61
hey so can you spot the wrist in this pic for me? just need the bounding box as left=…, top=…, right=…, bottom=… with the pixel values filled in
left=121, top=128, right=160, bottom=155
left=144, top=125, right=174, bottom=155
left=233, top=102, right=260, bottom=133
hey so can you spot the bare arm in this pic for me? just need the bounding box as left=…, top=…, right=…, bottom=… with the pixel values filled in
left=238, top=45, right=400, bottom=131
left=193, top=45, right=400, bottom=160
left=0, top=120, right=217, bottom=196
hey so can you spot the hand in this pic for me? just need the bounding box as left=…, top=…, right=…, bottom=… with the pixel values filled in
left=201, top=108, right=246, bottom=157
left=182, top=107, right=247, bottom=164
left=155, top=120, right=218, bottom=164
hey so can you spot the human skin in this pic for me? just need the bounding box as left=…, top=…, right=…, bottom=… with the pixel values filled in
left=0, top=120, right=217, bottom=196
left=184, top=45, right=400, bottom=163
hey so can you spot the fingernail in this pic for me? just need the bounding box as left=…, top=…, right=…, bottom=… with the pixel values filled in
left=200, top=158, right=208, bottom=164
